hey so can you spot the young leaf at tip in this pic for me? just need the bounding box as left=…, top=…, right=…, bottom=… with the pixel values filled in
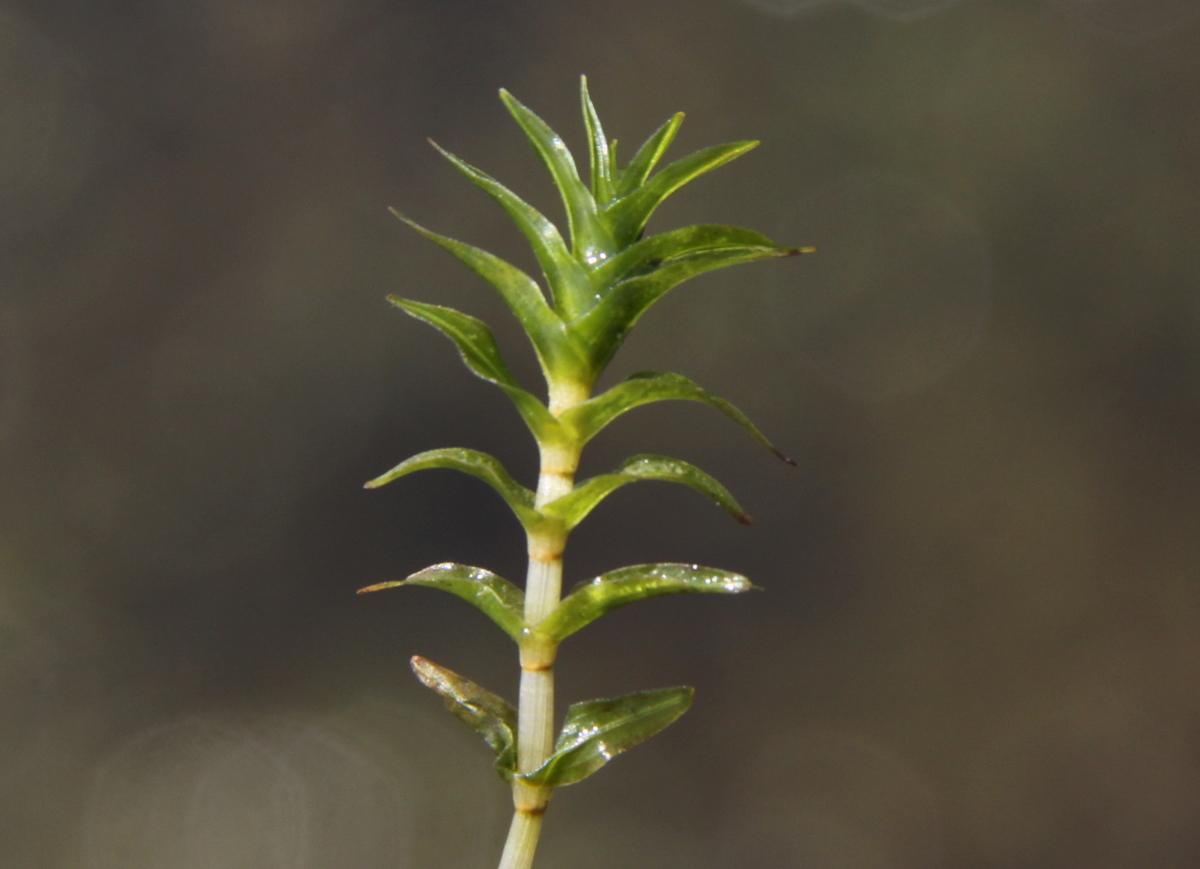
left=606, top=140, right=759, bottom=248
left=560, top=371, right=795, bottom=464
left=364, top=447, right=543, bottom=530
left=426, top=140, right=593, bottom=317
left=613, top=111, right=684, bottom=198
left=540, top=454, right=752, bottom=530
left=497, top=88, right=616, bottom=274
left=580, top=76, right=614, bottom=207
left=520, top=687, right=694, bottom=787
left=535, top=563, right=754, bottom=642
left=359, top=563, right=527, bottom=643
left=410, top=656, right=519, bottom=781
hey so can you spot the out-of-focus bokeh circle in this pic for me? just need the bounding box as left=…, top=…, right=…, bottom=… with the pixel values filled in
left=83, top=707, right=483, bottom=869
left=770, top=171, right=990, bottom=401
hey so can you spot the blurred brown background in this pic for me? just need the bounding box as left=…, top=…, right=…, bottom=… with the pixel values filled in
left=2, top=0, right=1200, bottom=867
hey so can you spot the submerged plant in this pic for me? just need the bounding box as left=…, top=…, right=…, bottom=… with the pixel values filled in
left=361, top=78, right=810, bottom=869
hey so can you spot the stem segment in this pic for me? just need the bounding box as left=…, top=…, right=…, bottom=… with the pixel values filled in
left=496, top=389, right=585, bottom=869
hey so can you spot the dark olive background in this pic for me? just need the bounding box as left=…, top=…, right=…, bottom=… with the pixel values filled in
left=2, top=1, right=1200, bottom=867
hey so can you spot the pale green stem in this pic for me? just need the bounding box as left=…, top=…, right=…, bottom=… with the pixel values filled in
left=495, top=808, right=543, bottom=869
left=496, top=388, right=585, bottom=869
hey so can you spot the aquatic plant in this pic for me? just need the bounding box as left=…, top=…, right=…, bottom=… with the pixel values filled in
left=361, top=77, right=809, bottom=869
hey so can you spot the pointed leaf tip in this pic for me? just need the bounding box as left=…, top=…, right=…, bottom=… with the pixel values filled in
left=561, top=371, right=793, bottom=465
left=541, top=453, right=752, bottom=530
left=359, top=563, right=526, bottom=642
left=537, top=563, right=755, bottom=642
left=410, top=656, right=518, bottom=781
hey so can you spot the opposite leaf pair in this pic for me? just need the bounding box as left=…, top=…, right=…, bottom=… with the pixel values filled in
left=412, top=656, right=693, bottom=787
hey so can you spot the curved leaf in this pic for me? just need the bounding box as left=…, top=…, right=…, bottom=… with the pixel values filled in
left=359, top=562, right=527, bottom=643
left=364, top=447, right=542, bottom=529
left=537, top=563, right=754, bottom=642
left=520, top=687, right=693, bottom=787
left=573, top=242, right=801, bottom=370
left=560, top=371, right=795, bottom=464
left=580, top=76, right=614, bottom=206
left=410, top=656, right=518, bottom=781
left=498, top=89, right=616, bottom=281
left=427, top=141, right=592, bottom=317
left=607, top=141, right=759, bottom=247
left=392, top=297, right=517, bottom=386
left=591, top=224, right=801, bottom=288
left=389, top=297, right=561, bottom=444
left=541, top=454, right=751, bottom=529
left=391, top=210, right=589, bottom=384
left=613, top=112, right=684, bottom=198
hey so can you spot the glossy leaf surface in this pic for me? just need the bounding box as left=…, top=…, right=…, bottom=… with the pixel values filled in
left=561, top=371, right=794, bottom=463
left=607, top=141, right=759, bottom=247
left=541, top=454, right=750, bottom=529
left=613, top=112, right=684, bottom=197
left=580, top=77, right=613, bottom=206
left=391, top=210, right=588, bottom=383
left=498, top=89, right=615, bottom=282
left=537, top=563, right=753, bottom=642
left=428, top=140, right=591, bottom=318
left=364, top=447, right=542, bottom=529
left=574, top=237, right=801, bottom=368
left=521, top=687, right=693, bottom=787
left=411, top=656, right=518, bottom=780
left=359, top=562, right=526, bottom=643
left=591, top=224, right=799, bottom=288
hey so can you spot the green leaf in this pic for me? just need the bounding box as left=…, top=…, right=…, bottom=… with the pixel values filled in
left=607, top=141, right=759, bottom=248
left=391, top=210, right=589, bottom=384
left=521, top=687, right=694, bottom=787
left=426, top=140, right=593, bottom=318
left=541, top=454, right=751, bottom=529
left=561, top=371, right=795, bottom=464
left=536, top=563, right=753, bottom=642
left=410, top=655, right=518, bottom=781
left=391, top=297, right=516, bottom=386
left=364, top=447, right=543, bottom=530
left=388, top=297, right=561, bottom=443
left=580, top=76, right=613, bottom=207
left=591, top=224, right=797, bottom=288
left=574, top=241, right=799, bottom=371
left=613, top=112, right=684, bottom=198
left=359, top=562, right=527, bottom=643
left=498, top=89, right=616, bottom=281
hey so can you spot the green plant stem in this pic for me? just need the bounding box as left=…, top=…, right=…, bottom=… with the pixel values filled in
left=498, top=400, right=584, bottom=869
